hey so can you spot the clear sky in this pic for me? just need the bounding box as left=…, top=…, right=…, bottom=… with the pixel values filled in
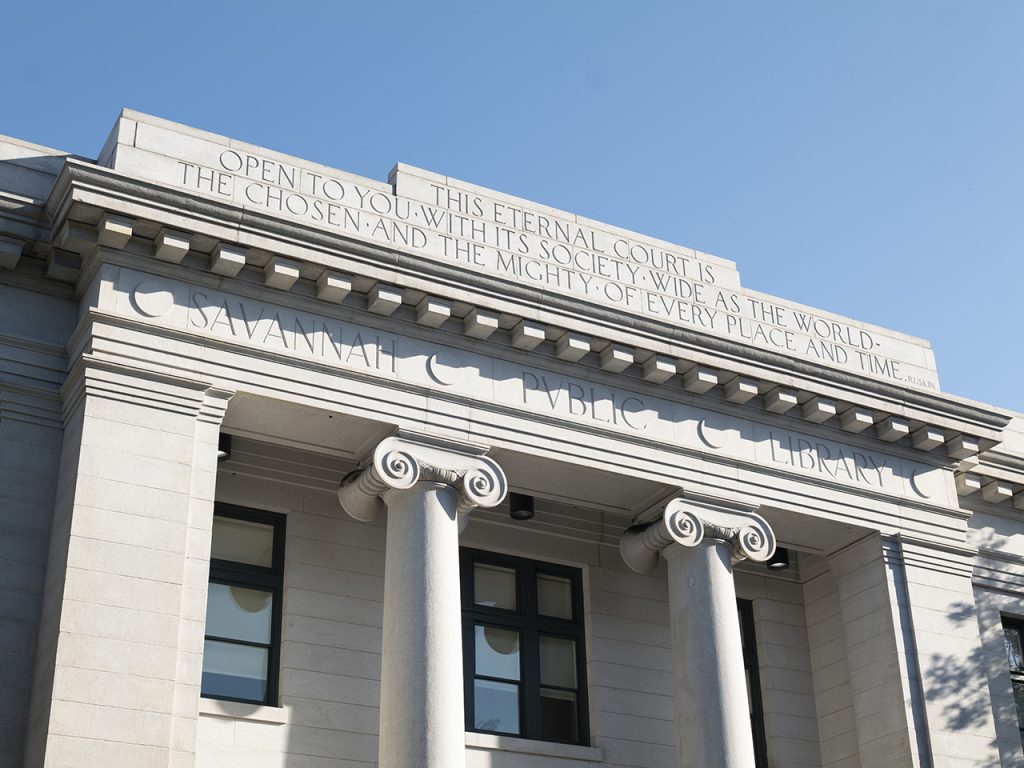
left=6, top=1, right=1023, bottom=411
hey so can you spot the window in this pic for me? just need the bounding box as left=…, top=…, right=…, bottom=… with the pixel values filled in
left=738, top=599, right=769, bottom=768
left=201, top=504, right=285, bottom=705
left=460, top=549, right=589, bottom=744
left=1003, top=617, right=1024, bottom=748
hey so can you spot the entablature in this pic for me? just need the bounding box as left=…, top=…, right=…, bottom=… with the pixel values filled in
left=24, top=159, right=1008, bottom=466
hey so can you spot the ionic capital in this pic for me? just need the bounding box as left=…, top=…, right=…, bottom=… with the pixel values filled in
left=620, top=496, right=776, bottom=573
left=337, top=432, right=507, bottom=527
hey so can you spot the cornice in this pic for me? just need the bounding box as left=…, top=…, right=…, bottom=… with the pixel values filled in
left=5, top=160, right=1017, bottom=483
left=46, top=162, right=1006, bottom=416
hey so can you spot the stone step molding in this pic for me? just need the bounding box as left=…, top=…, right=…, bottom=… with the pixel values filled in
left=38, top=209, right=1002, bottom=472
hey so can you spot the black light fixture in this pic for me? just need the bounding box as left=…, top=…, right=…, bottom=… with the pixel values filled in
left=508, top=492, right=535, bottom=521
left=766, top=546, right=790, bottom=570
left=217, top=433, right=232, bottom=462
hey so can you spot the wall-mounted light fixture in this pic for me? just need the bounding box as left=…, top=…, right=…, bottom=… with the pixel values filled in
left=766, top=546, right=790, bottom=570
left=217, top=433, right=232, bottom=462
left=508, top=492, right=535, bottom=521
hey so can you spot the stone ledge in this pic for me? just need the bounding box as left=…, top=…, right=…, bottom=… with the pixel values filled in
left=464, top=731, right=603, bottom=762
left=198, top=697, right=288, bottom=725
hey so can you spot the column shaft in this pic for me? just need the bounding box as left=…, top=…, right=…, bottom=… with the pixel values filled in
left=379, top=483, right=465, bottom=768
left=666, top=543, right=756, bottom=768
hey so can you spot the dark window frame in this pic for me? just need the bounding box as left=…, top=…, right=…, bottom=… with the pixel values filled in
left=1002, top=615, right=1024, bottom=750
left=202, top=502, right=286, bottom=706
left=460, top=548, right=590, bottom=745
left=738, top=599, right=769, bottom=768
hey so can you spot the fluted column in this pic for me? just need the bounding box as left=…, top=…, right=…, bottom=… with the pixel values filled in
left=620, top=496, right=776, bottom=768
left=338, top=432, right=506, bottom=768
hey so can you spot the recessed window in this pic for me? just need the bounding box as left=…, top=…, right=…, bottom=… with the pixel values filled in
left=1003, top=617, right=1024, bottom=749
left=738, top=599, right=768, bottom=768
left=201, top=504, right=285, bottom=705
left=461, top=549, right=588, bottom=744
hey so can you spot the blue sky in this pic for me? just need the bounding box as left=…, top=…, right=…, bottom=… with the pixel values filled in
left=7, top=1, right=1023, bottom=410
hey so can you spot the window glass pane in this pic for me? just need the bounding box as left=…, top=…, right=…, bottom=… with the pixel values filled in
left=537, top=573, right=573, bottom=619
left=540, top=688, right=578, bottom=742
left=212, top=517, right=274, bottom=567
left=1006, top=628, right=1024, bottom=671
left=474, top=679, right=519, bottom=734
left=201, top=639, right=268, bottom=702
left=206, top=583, right=273, bottom=644
left=540, top=635, right=576, bottom=688
left=475, top=625, right=520, bottom=680
left=746, top=671, right=754, bottom=715
left=1014, top=681, right=1024, bottom=723
left=475, top=563, right=516, bottom=611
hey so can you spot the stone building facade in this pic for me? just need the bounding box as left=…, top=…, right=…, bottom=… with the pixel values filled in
left=2, top=110, right=1023, bottom=768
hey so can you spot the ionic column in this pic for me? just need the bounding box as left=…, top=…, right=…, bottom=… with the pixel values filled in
left=620, top=496, right=776, bottom=768
left=338, top=432, right=507, bottom=768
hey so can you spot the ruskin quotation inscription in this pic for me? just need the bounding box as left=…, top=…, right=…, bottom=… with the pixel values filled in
left=165, top=144, right=937, bottom=391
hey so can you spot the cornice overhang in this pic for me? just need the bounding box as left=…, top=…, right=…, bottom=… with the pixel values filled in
left=8, top=158, right=1019, bottom=511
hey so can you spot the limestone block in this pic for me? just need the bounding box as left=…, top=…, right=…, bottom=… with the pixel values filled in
left=0, top=235, right=22, bottom=269
left=555, top=332, right=590, bottom=362
left=911, top=426, right=945, bottom=451
left=802, top=396, right=837, bottom=424
left=724, top=376, right=758, bottom=404
left=315, top=271, right=352, bottom=303
left=511, top=320, right=545, bottom=350
left=764, top=387, right=798, bottom=414
left=463, top=308, right=499, bottom=339
left=97, top=213, right=135, bottom=249
left=947, top=434, right=980, bottom=459
left=210, top=243, right=247, bottom=277
left=153, top=229, right=191, bottom=263
left=982, top=480, right=1014, bottom=504
left=600, top=345, right=634, bottom=373
left=416, top=296, right=452, bottom=328
left=46, top=249, right=81, bottom=283
left=683, top=365, right=718, bottom=394
left=641, top=354, right=674, bottom=382
left=840, top=406, right=874, bottom=433
left=263, top=256, right=301, bottom=290
left=876, top=416, right=909, bottom=442
left=955, top=473, right=982, bottom=496
left=57, top=220, right=97, bottom=253
left=367, top=283, right=402, bottom=315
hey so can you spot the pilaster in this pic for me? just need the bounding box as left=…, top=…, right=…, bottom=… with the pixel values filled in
left=24, top=356, right=233, bottom=768
left=898, top=537, right=1000, bottom=766
left=827, top=535, right=925, bottom=768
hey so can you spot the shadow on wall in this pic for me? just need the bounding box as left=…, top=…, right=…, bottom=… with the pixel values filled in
left=923, top=599, right=995, bottom=733
left=918, top=528, right=1011, bottom=754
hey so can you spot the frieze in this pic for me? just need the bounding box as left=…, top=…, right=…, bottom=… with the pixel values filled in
left=109, top=267, right=948, bottom=505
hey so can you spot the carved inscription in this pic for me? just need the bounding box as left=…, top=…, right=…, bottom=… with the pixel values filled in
left=187, top=288, right=397, bottom=373
left=753, top=425, right=917, bottom=496
left=130, top=128, right=940, bottom=391
left=767, top=432, right=889, bottom=487
left=520, top=371, right=649, bottom=431
left=115, top=268, right=942, bottom=503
